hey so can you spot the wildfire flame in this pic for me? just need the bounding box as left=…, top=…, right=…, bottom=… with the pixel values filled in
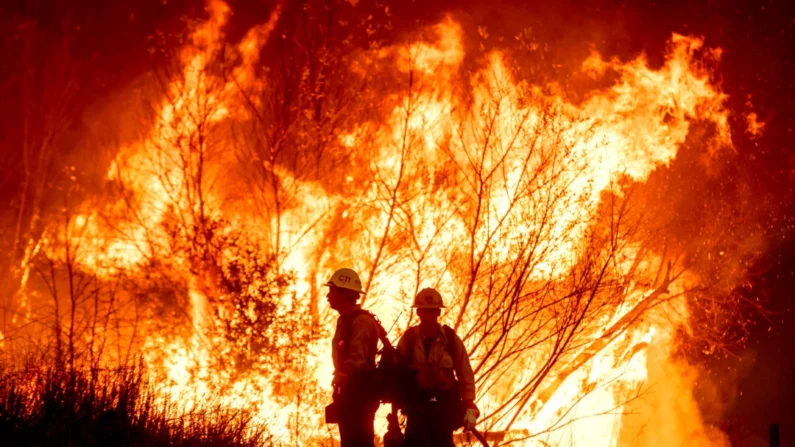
left=45, top=1, right=739, bottom=445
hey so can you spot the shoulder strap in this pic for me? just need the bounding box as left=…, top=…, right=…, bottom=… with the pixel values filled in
left=344, top=309, right=394, bottom=353
left=368, top=310, right=395, bottom=352
left=442, top=325, right=457, bottom=360
left=404, top=325, right=456, bottom=357
left=404, top=325, right=455, bottom=353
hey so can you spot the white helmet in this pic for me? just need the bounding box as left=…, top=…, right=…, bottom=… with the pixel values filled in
left=412, top=287, right=445, bottom=309
left=324, top=268, right=365, bottom=294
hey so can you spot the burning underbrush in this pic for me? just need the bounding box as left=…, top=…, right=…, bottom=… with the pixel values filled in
left=0, top=0, right=768, bottom=446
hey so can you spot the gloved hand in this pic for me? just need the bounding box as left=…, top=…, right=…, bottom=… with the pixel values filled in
left=463, top=400, right=480, bottom=430
left=463, top=408, right=478, bottom=430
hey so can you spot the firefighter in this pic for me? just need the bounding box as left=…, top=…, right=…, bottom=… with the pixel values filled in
left=326, top=267, right=381, bottom=447
left=397, top=288, right=480, bottom=447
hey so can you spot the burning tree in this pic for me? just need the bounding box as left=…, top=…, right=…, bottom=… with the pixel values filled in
left=0, top=1, right=766, bottom=446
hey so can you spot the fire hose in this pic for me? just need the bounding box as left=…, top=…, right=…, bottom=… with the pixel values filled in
left=466, top=427, right=490, bottom=447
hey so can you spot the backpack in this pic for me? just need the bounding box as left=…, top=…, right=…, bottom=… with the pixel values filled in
left=339, top=309, right=403, bottom=404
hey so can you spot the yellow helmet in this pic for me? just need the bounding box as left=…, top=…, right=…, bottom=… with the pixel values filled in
left=412, top=287, right=445, bottom=309
left=324, top=268, right=365, bottom=294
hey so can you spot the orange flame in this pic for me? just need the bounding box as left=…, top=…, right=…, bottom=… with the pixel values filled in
left=57, top=2, right=738, bottom=446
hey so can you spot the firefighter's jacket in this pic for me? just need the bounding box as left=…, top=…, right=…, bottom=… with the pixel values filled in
left=332, top=306, right=379, bottom=385
left=397, top=324, right=476, bottom=401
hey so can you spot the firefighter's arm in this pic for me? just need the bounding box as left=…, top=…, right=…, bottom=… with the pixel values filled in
left=395, top=331, right=415, bottom=394
left=396, top=330, right=412, bottom=366
left=454, top=335, right=480, bottom=429
left=340, top=315, right=378, bottom=380
left=392, top=331, right=413, bottom=412
left=453, top=335, right=477, bottom=402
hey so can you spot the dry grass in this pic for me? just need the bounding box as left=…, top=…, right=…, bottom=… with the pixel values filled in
left=0, top=362, right=271, bottom=447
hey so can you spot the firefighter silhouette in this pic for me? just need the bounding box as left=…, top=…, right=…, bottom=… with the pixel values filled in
left=395, top=288, right=480, bottom=447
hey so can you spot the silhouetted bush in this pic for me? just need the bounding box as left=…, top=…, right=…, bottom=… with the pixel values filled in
left=0, top=363, right=270, bottom=447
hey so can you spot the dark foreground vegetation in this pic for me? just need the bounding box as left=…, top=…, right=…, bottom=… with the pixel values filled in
left=0, top=363, right=269, bottom=447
